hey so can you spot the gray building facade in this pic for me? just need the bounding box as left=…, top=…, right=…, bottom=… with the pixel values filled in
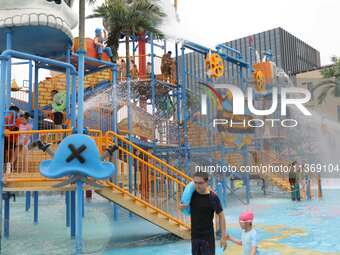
left=182, top=27, right=321, bottom=93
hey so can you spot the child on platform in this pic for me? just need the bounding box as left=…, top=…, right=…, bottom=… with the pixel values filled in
left=16, top=112, right=33, bottom=172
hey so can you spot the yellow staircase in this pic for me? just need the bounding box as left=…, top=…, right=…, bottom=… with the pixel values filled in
left=97, top=182, right=191, bottom=239
left=260, top=150, right=291, bottom=192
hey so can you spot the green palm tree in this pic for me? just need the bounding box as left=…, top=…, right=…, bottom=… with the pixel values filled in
left=87, top=0, right=166, bottom=77
left=314, top=56, right=340, bottom=104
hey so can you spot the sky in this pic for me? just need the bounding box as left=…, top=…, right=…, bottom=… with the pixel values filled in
left=79, top=0, right=340, bottom=64
left=12, top=0, right=340, bottom=83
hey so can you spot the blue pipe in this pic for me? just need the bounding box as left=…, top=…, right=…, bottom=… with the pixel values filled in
left=150, top=33, right=156, bottom=145
left=306, top=176, right=311, bottom=200
left=77, top=49, right=85, bottom=133
left=127, top=74, right=133, bottom=218
left=248, top=47, right=254, bottom=77
left=164, top=40, right=167, bottom=54
left=181, top=46, right=190, bottom=175
left=25, top=191, right=31, bottom=211
left=241, top=146, right=251, bottom=204
left=175, top=43, right=179, bottom=84
left=12, top=61, right=30, bottom=65
left=111, top=65, right=117, bottom=132
left=4, top=193, right=10, bottom=238
left=28, top=61, right=33, bottom=111
left=6, top=31, right=12, bottom=110
left=71, top=74, right=77, bottom=128
left=0, top=50, right=77, bottom=75
left=33, top=64, right=39, bottom=132
left=76, top=180, right=83, bottom=254
left=66, top=191, right=70, bottom=227
left=239, top=63, right=244, bottom=90
left=71, top=53, right=114, bottom=67
left=215, top=44, right=241, bottom=56
left=33, top=191, right=39, bottom=224
left=82, top=190, right=84, bottom=218
left=133, top=158, right=137, bottom=196
left=217, top=182, right=223, bottom=208
left=70, top=190, right=76, bottom=238
left=175, top=44, right=181, bottom=147
left=0, top=58, right=7, bottom=251
left=111, top=65, right=119, bottom=221
left=132, top=39, right=136, bottom=60
left=220, top=144, right=227, bottom=208
left=66, top=45, right=71, bottom=120
left=0, top=58, right=6, bottom=247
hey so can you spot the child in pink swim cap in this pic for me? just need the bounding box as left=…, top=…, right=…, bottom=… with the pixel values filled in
left=227, top=211, right=259, bottom=255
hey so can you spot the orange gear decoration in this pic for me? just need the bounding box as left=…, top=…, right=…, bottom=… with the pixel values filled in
left=205, top=53, right=224, bottom=78
left=253, top=70, right=266, bottom=92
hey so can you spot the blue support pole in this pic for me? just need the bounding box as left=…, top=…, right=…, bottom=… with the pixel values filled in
left=66, top=45, right=72, bottom=120
left=181, top=46, right=190, bottom=175
left=75, top=27, right=85, bottom=253
left=111, top=65, right=119, bottom=221
left=175, top=44, right=181, bottom=148
left=132, top=39, right=136, bottom=60
left=5, top=31, right=12, bottom=109
left=175, top=43, right=179, bottom=84
left=111, top=65, right=117, bottom=133
left=207, top=97, right=212, bottom=147
left=133, top=158, right=137, bottom=195
left=33, top=64, right=39, bottom=131
left=4, top=193, right=10, bottom=238
left=0, top=58, right=7, bottom=251
left=164, top=40, right=167, bottom=54
left=217, top=182, right=223, bottom=208
left=248, top=47, right=253, bottom=78
left=25, top=191, right=31, bottom=211
left=33, top=191, right=39, bottom=224
left=76, top=180, right=83, bottom=254
left=28, top=61, right=33, bottom=111
left=77, top=50, right=85, bottom=133
left=126, top=35, right=133, bottom=219
left=66, top=191, right=70, bottom=227
left=82, top=190, right=84, bottom=218
left=220, top=145, right=227, bottom=208
left=306, top=176, right=311, bottom=200
left=127, top=77, right=133, bottom=219
left=70, top=190, right=76, bottom=238
left=242, top=146, right=251, bottom=204
left=239, top=64, right=244, bottom=90
left=71, top=74, right=77, bottom=128
left=150, top=33, right=156, bottom=146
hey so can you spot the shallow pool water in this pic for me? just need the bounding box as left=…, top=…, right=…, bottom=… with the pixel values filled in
left=3, top=189, right=340, bottom=255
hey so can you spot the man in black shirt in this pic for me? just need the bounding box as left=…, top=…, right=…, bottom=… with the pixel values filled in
left=181, top=171, right=227, bottom=255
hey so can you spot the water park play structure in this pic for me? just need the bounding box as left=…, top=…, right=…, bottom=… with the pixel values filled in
left=0, top=0, right=323, bottom=254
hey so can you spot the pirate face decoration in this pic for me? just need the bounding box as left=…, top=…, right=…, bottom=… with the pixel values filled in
left=40, top=134, right=115, bottom=180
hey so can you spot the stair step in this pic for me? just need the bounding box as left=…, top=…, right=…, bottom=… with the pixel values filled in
left=146, top=208, right=158, bottom=214
left=168, top=219, right=180, bottom=226
left=123, top=196, right=135, bottom=201
left=179, top=226, right=190, bottom=231
left=158, top=214, right=168, bottom=220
